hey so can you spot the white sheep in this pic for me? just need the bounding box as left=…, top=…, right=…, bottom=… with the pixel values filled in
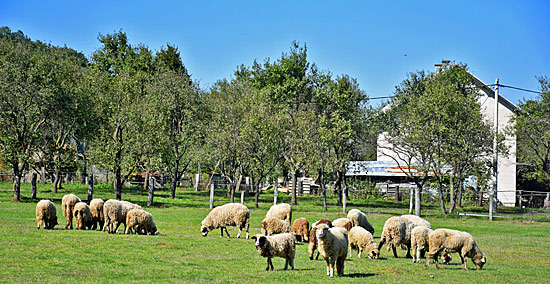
left=103, top=199, right=141, bottom=234
left=201, top=203, right=250, bottom=239
left=410, top=226, right=452, bottom=264
left=262, top=216, right=292, bottom=236
left=291, top=217, right=309, bottom=242
left=332, top=217, right=353, bottom=231
left=61, top=194, right=81, bottom=229
left=36, top=200, right=58, bottom=230
left=308, top=218, right=333, bottom=260
left=252, top=233, right=296, bottom=271
left=266, top=203, right=292, bottom=223
left=426, top=228, right=486, bottom=270
left=73, top=202, right=93, bottom=230
left=90, top=199, right=104, bottom=230
left=400, top=214, right=431, bottom=229
left=315, top=223, right=348, bottom=277
left=125, top=208, right=157, bottom=235
left=349, top=226, right=378, bottom=259
left=377, top=216, right=410, bottom=258
left=347, top=209, right=374, bottom=234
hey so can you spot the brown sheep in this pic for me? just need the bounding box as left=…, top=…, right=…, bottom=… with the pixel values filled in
left=292, top=217, right=309, bottom=242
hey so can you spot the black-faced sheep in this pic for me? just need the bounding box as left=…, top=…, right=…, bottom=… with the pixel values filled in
left=315, top=223, right=348, bottom=277
left=36, top=200, right=58, bottom=230
left=426, top=228, right=486, bottom=270
left=266, top=203, right=292, bottom=223
left=62, top=194, right=81, bottom=229
left=262, top=216, right=292, bottom=236
left=411, top=226, right=452, bottom=264
left=349, top=226, right=378, bottom=259
left=377, top=216, right=410, bottom=258
left=308, top=218, right=333, bottom=260
left=332, top=217, right=353, bottom=231
left=103, top=199, right=141, bottom=234
left=90, top=198, right=104, bottom=230
left=292, top=217, right=309, bottom=242
left=73, top=202, right=93, bottom=230
left=125, top=208, right=157, bottom=235
left=252, top=233, right=295, bottom=271
left=347, top=209, right=374, bottom=234
left=201, top=203, right=250, bottom=239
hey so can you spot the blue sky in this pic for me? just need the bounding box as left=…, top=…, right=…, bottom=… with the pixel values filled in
left=1, top=0, right=549, bottom=106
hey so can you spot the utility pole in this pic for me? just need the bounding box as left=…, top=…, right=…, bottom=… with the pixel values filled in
left=490, top=78, right=499, bottom=221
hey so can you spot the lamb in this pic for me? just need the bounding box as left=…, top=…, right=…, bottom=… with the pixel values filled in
left=61, top=194, right=81, bottom=229
left=291, top=217, right=309, bottom=242
left=332, top=217, right=353, bottom=231
left=347, top=209, right=374, bottom=234
left=308, top=218, right=333, bottom=260
left=36, top=200, right=58, bottom=230
left=103, top=199, right=141, bottom=234
left=426, top=228, right=486, bottom=270
left=125, top=208, right=157, bottom=235
left=349, top=226, right=378, bottom=259
left=262, top=216, right=292, bottom=236
left=201, top=203, right=250, bottom=239
left=73, top=202, right=93, bottom=230
left=252, top=233, right=296, bottom=271
left=266, top=203, right=292, bottom=223
left=377, top=216, right=410, bottom=258
left=90, top=199, right=104, bottom=230
left=315, top=223, right=348, bottom=277
left=410, top=226, right=452, bottom=264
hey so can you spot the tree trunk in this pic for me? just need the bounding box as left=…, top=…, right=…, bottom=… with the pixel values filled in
left=147, top=177, right=155, bottom=207
left=144, top=168, right=150, bottom=192
left=87, top=175, right=94, bottom=202
left=53, top=169, right=60, bottom=193
left=415, top=185, right=422, bottom=216
left=449, top=174, right=456, bottom=213
left=335, top=170, right=344, bottom=206
left=409, top=188, right=414, bottom=214
left=253, top=175, right=260, bottom=209
left=114, top=167, right=122, bottom=200
left=12, top=165, right=21, bottom=202
left=298, top=175, right=303, bottom=196
left=437, top=178, right=447, bottom=215
left=31, top=172, right=37, bottom=200
left=291, top=170, right=298, bottom=205
left=233, top=175, right=243, bottom=204
left=171, top=161, right=179, bottom=198
left=457, top=178, right=464, bottom=208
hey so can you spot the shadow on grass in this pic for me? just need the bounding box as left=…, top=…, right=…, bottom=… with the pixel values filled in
left=345, top=272, right=377, bottom=278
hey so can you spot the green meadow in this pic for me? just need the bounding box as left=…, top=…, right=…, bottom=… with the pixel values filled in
left=1, top=182, right=549, bottom=283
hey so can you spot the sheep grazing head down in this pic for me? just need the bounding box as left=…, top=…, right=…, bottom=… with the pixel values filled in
left=200, top=224, right=212, bottom=237
left=473, top=254, right=486, bottom=270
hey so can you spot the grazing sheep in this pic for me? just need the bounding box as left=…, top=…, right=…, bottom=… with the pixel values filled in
left=400, top=214, right=431, bottom=229
left=377, top=216, right=410, bottom=258
left=292, top=217, right=309, bottom=242
left=36, top=200, right=58, bottom=230
left=125, top=208, right=157, bottom=235
left=90, top=199, right=104, bottom=230
left=347, top=209, right=374, bottom=234
left=266, top=203, right=292, bottom=223
left=62, top=194, right=81, bottom=229
left=410, top=226, right=452, bottom=264
left=332, top=217, right=353, bottom=231
left=103, top=199, right=141, bottom=234
left=426, top=229, right=486, bottom=270
left=262, top=216, right=292, bottom=236
left=73, top=202, right=93, bottom=230
left=349, top=226, right=378, bottom=259
left=315, top=223, right=348, bottom=277
left=201, top=203, right=250, bottom=239
left=252, top=233, right=296, bottom=271
left=308, top=218, right=333, bottom=260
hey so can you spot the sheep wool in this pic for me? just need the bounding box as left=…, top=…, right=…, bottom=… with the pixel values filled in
left=90, top=199, right=104, bottom=230
left=332, top=217, right=353, bottom=231
left=73, top=202, right=93, bottom=230
left=266, top=203, right=292, bottom=223
left=315, top=223, right=348, bottom=277
left=262, top=216, right=292, bottom=236
left=201, top=203, right=250, bottom=239
left=426, top=228, right=486, bottom=270
left=103, top=199, right=141, bottom=234
left=36, top=200, right=58, bottom=230
left=347, top=209, right=374, bottom=234
left=125, top=208, right=157, bottom=235
left=61, top=194, right=81, bottom=229
left=308, top=218, right=333, bottom=260
left=349, top=226, right=378, bottom=259
left=252, top=233, right=296, bottom=271
left=377, top=216, right=410, bottom=258
left=291, top=217, right=309, bottom=242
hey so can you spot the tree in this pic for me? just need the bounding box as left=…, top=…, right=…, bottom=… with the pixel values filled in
left=512, top=76, right=550, bottom=190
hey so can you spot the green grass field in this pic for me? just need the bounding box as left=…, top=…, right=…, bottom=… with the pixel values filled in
left=1, top=182, right=549, bottom=283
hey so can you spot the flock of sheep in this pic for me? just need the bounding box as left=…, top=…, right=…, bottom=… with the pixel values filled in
left=200, top=202, right=487, bottom=277
left=35, top=194, right=157, bottom=235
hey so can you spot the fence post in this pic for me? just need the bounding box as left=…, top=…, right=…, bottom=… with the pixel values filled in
left=409, top=188, right=414, bottom=215
left=241, top=191, right=245, bottom=204
left=210, top=183, right=215, bottom=209
left=273, top=183, right=278, bottom=205
left=395, top=185, right=400, bottom=201
left=41, top=167, right=45, bottom=184
left=544, top=193, right=549, bottom=209
left=195, top=173, right=200, bottom=192
left=343, top=186, right=347, bottom=214
left=517, top=190, right=522, bottom=210
left=87, top=174, right=94, bottom=203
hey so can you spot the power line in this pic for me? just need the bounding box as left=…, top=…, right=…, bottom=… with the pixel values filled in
left=497, top=84, right=543, bottom=95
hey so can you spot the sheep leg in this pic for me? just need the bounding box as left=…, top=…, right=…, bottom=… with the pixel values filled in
left=434, top=252, right=441, bottom=269
left=328, top=260, right=335, bottom=277
left=284, top=258, right=288, bottom=270
left=224, top=227, right=230, bottom=238
left=460, top=255, right=467, bottom=270
left=267, top=258, right=274, bottom=271
left=358, top=246, right=363, bottom=259
left=405, top=245, right=412, bottom=258
left=315, top=251, right=320, bottom=260
left=425, top=250, right=433, bottom=269
left=236, top=228, right=242, bottom=239
left=392, top=244, right=398, bottom=258
left=325, top=259, right=331, bottom=276
left=336, top=257, right=345, bottom=276
left=289, top=258, right=294, bottom=270
left=220, top=227, right=224, bottom=237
